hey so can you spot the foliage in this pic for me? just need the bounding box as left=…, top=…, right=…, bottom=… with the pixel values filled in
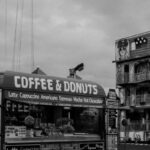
left=24, top=115, right=34, bottom=128
left=56, top=118, right=75, bottom=133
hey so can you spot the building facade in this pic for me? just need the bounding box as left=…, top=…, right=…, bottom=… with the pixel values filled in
left=115, top=31, right=150, bottom=143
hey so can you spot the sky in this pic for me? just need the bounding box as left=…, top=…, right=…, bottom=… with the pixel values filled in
left=0, top=0, right=150, bottom=93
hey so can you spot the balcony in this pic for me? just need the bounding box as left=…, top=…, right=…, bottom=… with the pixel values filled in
left=117, top=72, right=150, bottom=85
left=120, top=121, right=150, bottom=132
left=135, top=72, right=149, bottom=82
left=125, top=94, right=150, bottom=107
left=117, top=73, right=130, bottom=84
left=147, top=120, right=150, bottom=131
left=136, top=95, right=150, bottom=105
left=126, top=96, right=130, bottom=106
left=127, top=122, right=146, bottom=131
left=120, top=121, right=146, bottom=131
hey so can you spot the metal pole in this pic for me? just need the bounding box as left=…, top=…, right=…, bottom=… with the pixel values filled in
left=1, top=90, right=5, bottom=150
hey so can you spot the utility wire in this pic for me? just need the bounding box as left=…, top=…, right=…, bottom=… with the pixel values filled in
left=18, top=0, right=24, bottom=71
left=12, top=0, right=19, bottom=71
left=0, top=0, right=5, bottom=69
left=31, top=0, right=35, bottom=72
left=5, top=0, right=8, bottom=64
left=0, top=0, right=1, bottom=11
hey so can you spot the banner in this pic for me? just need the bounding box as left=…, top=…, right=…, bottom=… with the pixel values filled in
left=5, top=90, right=104, bottom=108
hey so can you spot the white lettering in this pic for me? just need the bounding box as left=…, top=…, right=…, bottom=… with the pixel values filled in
left=41, top=94, right=58, bottom=101
left=82, top=84, right=88, bottom=94
left=75, top=82, right=82, bottom=93
left=14, top=76, right=21, bottom=88
left=40, top=78, right=47, bottom=90
left=34, top=78, right=40, bottom=89
left=18, top=104, right=23, bottom=112
left=13, top=76, right=99, bottom=96
left=73, top=97, right=83, bottom=103
left=20, top=92, right=39, bottom=99
left=59, top=96, right=72, bottom=102
left=47, top=79, right=53, bottom=90
left=8, top=91, right=18, bottom=98
left=88, top=84, right=92, bottom=94
left=29, top=77, right=34, bottom=89
left=56, top=80, right=62, bottom=91
left=93, top=85, right=98, bottom=95
left=21, top=76, right=28, bottom=88
left=64, top=81, right=69, bottom=92
left=70, top=82, right=76, bottom=92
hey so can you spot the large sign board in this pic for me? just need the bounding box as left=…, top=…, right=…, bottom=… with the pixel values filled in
left=0, top=71, right=105, bottom=107
left=109, top=109, right=117, bottom=129
left=1, top=71, right=105, bottom=98
left=115, top=38, right=130, bottom=61
left=107, top=89, right=119, bottom=109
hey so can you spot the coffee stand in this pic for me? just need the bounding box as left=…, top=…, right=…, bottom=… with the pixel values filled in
left=0, top=71, right=106, bottom=150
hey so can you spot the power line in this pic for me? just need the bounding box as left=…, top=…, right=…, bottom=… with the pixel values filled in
left=31, top=0, right=35, bottom=72
left=0, top=0, right=6, bottom=69
left=18, top=0, right=24, bottom=71
left=4, top=0, right=8, bottom=63
left=12, top=0, right=19, bottom=71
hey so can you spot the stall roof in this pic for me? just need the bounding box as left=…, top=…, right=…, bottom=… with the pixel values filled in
left=32, top=67, right=46, bottom=75
left=0, top=71, right=106, bottom=107
left=0, top=71, right=105, bottom=97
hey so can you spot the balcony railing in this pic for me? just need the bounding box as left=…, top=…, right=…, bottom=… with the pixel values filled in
left=125, top=94, right=150, bottom=107
left=117, top=71, right=150, bottom=84
left=126, top=96, right=130, bottom=106
left=120, top=124, right=146, bottom=132
left=147, top=120, right=150, bottom=131
left=127, top=122, right=146, bottom=131
left=120, top=121, right=150, bottom=132
left=117, top=73, right=130, bottom=84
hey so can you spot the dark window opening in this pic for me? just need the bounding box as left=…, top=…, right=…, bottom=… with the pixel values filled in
left=4, top=100, right=104, bottom=139
left=124, top=64, right=129, bottom=82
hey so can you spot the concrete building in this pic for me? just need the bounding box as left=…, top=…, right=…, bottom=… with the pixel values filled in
left=114, top=31, right=150, bottom=143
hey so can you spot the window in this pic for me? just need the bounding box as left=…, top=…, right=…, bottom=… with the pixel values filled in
left=5, top=100, right=103, bottom=139
left=131, top=42, right=136, bottom=50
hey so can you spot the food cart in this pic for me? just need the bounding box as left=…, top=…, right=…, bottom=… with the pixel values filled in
left=0, top=71, right=106, bottom=150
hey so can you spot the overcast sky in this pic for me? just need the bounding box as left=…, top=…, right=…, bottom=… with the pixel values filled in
left=0, top=0, right=150, bottom=92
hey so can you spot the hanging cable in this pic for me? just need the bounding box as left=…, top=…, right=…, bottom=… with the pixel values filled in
left=0, top=0, right=1, bottom=12
left=12, top=0, right=19, bottom=71
left=18, top=0, right=24, bottom=71
left=0, top=0, right=7, bottom=69
left=31, top=0, right=35, bottom=72
left=4, top=0, right=8, bottom=64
